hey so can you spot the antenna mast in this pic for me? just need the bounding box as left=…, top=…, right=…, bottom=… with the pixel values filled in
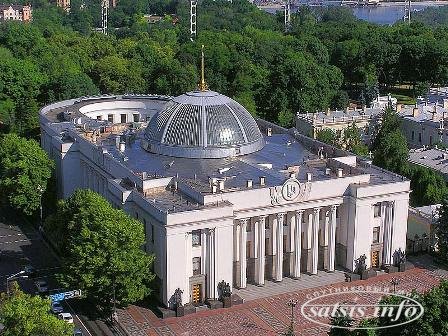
left=101, top=0, right=109, bottom=35
left=404, top=0, right=411, bottom=24
left=190, top=0, right=197, bottom=41
left=284, top=0, right=291, bottom=33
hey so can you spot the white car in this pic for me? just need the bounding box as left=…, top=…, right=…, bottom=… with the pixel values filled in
left=35, top=280, right=48, bottom=294
left=58, top=312, right=74, bottom=324
left=51, top=301, right=64, bottom=314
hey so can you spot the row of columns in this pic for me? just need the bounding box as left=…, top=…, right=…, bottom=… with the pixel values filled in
left=236, top=206, right=338, bottom=288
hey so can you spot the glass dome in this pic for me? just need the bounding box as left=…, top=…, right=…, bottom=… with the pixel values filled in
left=142, top=90, right=265, bottom=159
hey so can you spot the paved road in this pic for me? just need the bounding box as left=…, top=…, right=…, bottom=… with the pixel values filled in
left=0, top=215, right=92, bottom=336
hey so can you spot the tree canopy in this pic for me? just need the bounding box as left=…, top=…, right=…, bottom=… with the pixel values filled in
left=0, top=283, right=73, bottom=336
left=45, top=190, right=155, bottom=313
left=0, top=133, right=54, bottom=215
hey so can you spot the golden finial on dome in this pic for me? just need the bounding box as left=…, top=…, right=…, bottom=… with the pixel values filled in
left=198, top=44, right=208, bottom=92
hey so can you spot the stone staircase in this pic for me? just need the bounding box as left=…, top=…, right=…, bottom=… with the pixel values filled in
left=233, top=270, right=347, bottom=302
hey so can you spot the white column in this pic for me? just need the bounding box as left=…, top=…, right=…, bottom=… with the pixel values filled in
left=311, top=208, right=320, bottom=275
left=256, top=215, right=266, bottom=285
left=201, top=230, right=207, bottom=274
left=185, top=232, right=192, bottom=302
left=292, top=210, right=303, bottom=278
left=274, top=213, right=285, bottom=282
left=383, top=202, right=394, bottom=265
left=328, top=205, right=337, bottom=272
left=238, top=218, right=248, bottom=288
left=207, top=228, right=216, bottom=299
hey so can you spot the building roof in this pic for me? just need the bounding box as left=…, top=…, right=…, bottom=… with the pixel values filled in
left=409, top=147, right=448, bottom=176
left=143, top=90, right=264, bottom=159
left=297, top=107, right=383, bottom=126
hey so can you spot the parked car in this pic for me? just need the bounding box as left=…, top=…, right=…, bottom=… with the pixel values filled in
left=58, top=312, right=74, bottom=324
left=34, top=280, right=48, bottom=294
left=74, top=328, right=83, bottom=336
left=51, top=301, right=64, bottom=314
left=23, top=265, right=36, bottom=277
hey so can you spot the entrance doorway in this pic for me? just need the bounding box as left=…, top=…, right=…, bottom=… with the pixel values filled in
left=371, top=250, right=380, bottom=268
left=192, top=284, right=202, bottom=304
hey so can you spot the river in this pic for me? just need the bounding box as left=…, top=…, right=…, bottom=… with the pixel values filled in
left=261, top=1, right=448, bottom=25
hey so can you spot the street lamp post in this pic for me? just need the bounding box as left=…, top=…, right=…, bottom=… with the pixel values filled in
left=6, top=270, right=27, bottom=296
left=390, top=278, right=399, bottom=293
left=286, top=299, right=298, bottom=336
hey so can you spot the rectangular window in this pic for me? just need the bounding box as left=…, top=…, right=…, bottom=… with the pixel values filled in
left=419, top=133, right=422, bottom=143
left=108, top=114, right=113, bottom=123
left=193, top=257, right=201, bottom=276
left=374, top=203, right=381, bottom=218
left=96, top=115, right=102, bottom=120
left=133, top=114, right=139, bottom=122
left=430, top=136, right=433, bottom=146
left=411, top=131, right=415, bottom=141
left=373, top=227, right=380, bottom=243
left=192, top=230, right=201, bottom=247
left=120, top=114, right=127, bottom=123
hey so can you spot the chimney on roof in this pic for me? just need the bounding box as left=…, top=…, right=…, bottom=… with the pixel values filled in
left=413, top=107, right=419, bottom=118
left=337, top=168, right=344, bottom=178
left=267, top=128, right=272, bottom=137
left=433, top=105, right=438, bottom=121
left=246, top=180, right=253, bottom=188
left=326, top=108, right=331, bottom=116
left=218, top=180, right=224, bottom=191
left=325, top=167, right=331, bottom=175
left=444, top=99, right=448, bottom=109
left=306, top=172, right=312, bottom=182
left=212, top=185, right=217, bottom=194
left=259, top=176, right=266, bottom=186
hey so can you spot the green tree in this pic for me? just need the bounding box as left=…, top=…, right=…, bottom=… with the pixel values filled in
left=408, top=166, right=448, bottom=206
left=0, top=134, right=54, bottom=215
left=436, top=201, right=448, bottom=262
left=343, top=123, right=369, bottom=156
left=46, top=190, right=155, bottom=313
left=0, top=283, right=73, bottom=336
left=328, top=307, right=354, bottom=336
left=372, top=108, right=409, bottom=175
left=317, top=128, right=337, bottom=146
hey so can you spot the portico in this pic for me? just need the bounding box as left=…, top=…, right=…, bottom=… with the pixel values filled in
left=235, top=204, right=339, bottom=288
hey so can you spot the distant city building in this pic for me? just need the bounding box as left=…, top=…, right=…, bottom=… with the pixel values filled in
left=0, top=4, right=32, bottom=22
left=408, top=147, right=448, bottom=180
left=295, top=95, right=397, bottom=146
left=407, top=204, right=439, bottom=253
left=296, top=107, right=383, bottom=145
left=56, top=0, right=70, bottom=11
left=370, top=94, right=397, bottom=110
left=399, top=100, right=448, bottom=148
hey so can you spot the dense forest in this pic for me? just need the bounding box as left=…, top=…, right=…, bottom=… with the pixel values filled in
left=1, top=0, right=448, bottom=136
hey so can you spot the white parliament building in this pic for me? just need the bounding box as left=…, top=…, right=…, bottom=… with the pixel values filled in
left=40, top=85, right=410, bottom=307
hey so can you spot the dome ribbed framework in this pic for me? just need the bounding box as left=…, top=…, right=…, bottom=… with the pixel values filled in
left=143, top=90, right=265, bottom=158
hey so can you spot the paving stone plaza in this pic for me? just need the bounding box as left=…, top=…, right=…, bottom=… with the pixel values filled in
left=116, top=259, right=447, bottom=336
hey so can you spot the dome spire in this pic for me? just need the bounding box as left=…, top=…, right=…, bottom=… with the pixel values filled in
left=198, top=45, right=208, bottom=92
